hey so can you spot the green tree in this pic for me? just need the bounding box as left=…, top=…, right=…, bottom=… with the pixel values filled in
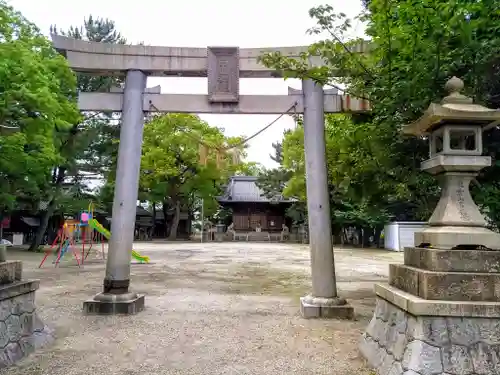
left=0, top=1, right=80, bottom=233
left=259, top=1, right=500, bottom=234
left=140, top=113, right=253, bottom=240
left=270, top=140, right=284, bottom=164
left=257, top=137, right=293, bottom=198
left=277, top=115, right=395, bottom=243
left=257, top=132, right=307, bottom=227
left=28, top=16, right=126, bottom=250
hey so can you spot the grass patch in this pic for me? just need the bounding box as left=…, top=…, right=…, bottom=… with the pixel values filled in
left=132, top=263, right=310, bottom=298
left=200, top=264, right=310, bottom=298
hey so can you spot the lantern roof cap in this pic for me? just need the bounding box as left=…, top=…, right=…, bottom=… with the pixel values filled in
left=403, top=76, right=500, bottom=136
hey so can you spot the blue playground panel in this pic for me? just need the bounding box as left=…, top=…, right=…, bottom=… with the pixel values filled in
left=59, top=240, right=70, bottom=258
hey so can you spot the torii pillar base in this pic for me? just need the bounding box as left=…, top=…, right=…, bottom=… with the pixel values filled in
left=83, top=292, right=145, bottom=315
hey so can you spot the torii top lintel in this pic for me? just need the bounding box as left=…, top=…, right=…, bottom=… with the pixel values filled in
left=51, top=35, right=368, bottom=78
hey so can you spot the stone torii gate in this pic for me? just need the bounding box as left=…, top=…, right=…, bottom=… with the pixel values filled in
left=51, top=35, right=369, bottom=318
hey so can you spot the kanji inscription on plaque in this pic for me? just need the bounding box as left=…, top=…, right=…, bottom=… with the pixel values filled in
left=207, top=47, right=239, bottom=103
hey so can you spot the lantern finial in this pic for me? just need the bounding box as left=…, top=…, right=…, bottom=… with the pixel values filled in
left=441, top=76, right=472, bottom=105
left=444, top=76, right=464, bottom=94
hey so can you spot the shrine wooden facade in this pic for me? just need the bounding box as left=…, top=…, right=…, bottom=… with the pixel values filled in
left=217, top=176, right=294, bottom=232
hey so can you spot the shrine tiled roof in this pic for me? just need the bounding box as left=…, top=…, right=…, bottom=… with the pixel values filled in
left=217, top=176, right=294, bottom=203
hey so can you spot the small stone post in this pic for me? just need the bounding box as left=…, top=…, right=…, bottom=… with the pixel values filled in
left=359, top=77, right=500, bottom=375
left=214, top=224, right=225, bottom=242
left=299, top=78, right=354, bottom=319
left=83, top=70, right=147, bottom=315
left=0, top=245, right=6, bottom=263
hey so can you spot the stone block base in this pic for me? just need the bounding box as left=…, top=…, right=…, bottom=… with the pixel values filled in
left=404, top=247, right=500, bottom=273
left=83, top=293, right=145, bottom=315
left=0, top=261, right=22, bottom=284
left=360, top=285, right=500, bottom=375
left=0, top=280, right=53, bottom=369
left=214, top=233, right=225, bottom=242
left=300, top=296, right=354, bottom=319
left=389, top=263, right=500, bottom=301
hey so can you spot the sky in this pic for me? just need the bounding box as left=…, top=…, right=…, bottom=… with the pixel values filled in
left=8, top=0, right=365, bottom=169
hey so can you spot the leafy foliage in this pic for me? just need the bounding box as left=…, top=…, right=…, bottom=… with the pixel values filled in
left=27, top=15, right=127, bottom=250
left=0, top=1, right=80, bottom=214
left=258, top=0, right=500, bottom=244
left=50, top=16, right=126, bottom=204
left=140, top=113, right=257, bottom=239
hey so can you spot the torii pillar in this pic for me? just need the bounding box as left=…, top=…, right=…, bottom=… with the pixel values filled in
left=83, top=70, right=147, bottom=314
left=299, top=78, right=354, bottom=319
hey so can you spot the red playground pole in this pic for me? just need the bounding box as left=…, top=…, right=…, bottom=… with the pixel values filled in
left=101, top=232, right=105, bottom=259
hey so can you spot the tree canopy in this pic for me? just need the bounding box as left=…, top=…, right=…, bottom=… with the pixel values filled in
left=258, top=0, right=500, bottom=245
left=0, top=5, right=263, bottom=243
left=22, top=16, right=128, bottom=250
left=0, top=6, right=136, bottom=249
left=3, top=0, right=500, bottom=246
left=0, top=1, right=80, bottom=217
left=140, top=113, right=259, bottom=239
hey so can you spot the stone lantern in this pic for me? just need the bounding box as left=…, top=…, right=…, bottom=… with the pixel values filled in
left=359, top=77, right=500, bottom=375
left=403, top=76, right=500, bottom=249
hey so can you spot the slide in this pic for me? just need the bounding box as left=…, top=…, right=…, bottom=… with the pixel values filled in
left=131, top=250, right=150, bottom=264
left=88, top=219, right=150, bottom=263
left=88, top=218, right=111, bottom=239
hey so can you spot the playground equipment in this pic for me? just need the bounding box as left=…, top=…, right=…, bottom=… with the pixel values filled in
left=38, top=220, right=83, bottom=268
left=39, top=202, right=150, bottom=268
left=87, top=217, right=150, bottom=263
left=39, top=203, right=105, bottom=268
left=131, top=250, right=150, bottom=263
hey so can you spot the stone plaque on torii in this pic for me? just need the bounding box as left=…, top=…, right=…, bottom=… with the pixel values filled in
left=51, top=34, right=369, bottom=319
left=207, top=47, right=240, bottom=103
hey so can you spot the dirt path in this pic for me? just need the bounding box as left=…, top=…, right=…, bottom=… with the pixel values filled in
left=4, top=242, right=401, bottom=375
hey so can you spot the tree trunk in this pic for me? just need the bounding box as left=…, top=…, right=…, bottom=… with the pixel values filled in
left=0, top=212, right=4, bottom=241
left=341, top=227, right=348, bottom=245
left=168, top=200, right=181, bottom=241
left=29, top=167, right=66, bottom=251
left=162, top=201, right=169, bottom=238
left=362, top=227, right=372, bottom=248
left=374, top=227, right=383, bottom=248
left=152, top=201, right=156, bottom=239
left=29, top=198, right=56, bottom=251
left=354, top=227, right=362, bottom=246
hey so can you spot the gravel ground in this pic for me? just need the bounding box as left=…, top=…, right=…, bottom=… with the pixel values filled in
left=3, top=242, right=402, bottom=375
